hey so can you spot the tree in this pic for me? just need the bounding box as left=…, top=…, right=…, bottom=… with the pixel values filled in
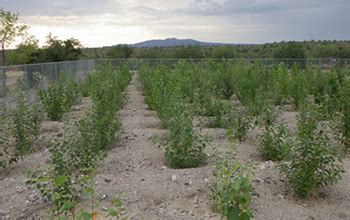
left=7, top=35, right=39, bottom=65
left=211, top=46, right=236, bottom=59
left=42, top=34, right=82, bottom=62
left=273, top=42, right=306, bottom=59
left=107, top=45, right=133, bottom=59
left=174, top=45, right=204, bottom=59
left=0, top=10, right=28, bottom=65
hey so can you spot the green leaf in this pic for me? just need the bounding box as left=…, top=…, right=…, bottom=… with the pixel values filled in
left=77, top=211, right=93, bottom=220
left=106, top=208, right=118, bottom=217
left=227, top=207, right=240, bottom=220
left=85, top=187, right=94, bottom=196
left=60, top=201, right=76, bottom=212
left=37, top=176, right=50, bottom=183
left=55, top=175, right=68, bottom=187
left=240, top=211, right=251, bottom=220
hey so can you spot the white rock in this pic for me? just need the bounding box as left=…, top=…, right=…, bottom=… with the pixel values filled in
left=259, top=164, right=266, bottom=170
left=171, top=175, right=177, bottom=182
left=101, top=194, right=108, bottom=200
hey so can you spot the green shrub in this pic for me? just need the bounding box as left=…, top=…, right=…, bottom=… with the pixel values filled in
left=211, top=161, right=253, bottom=220
left=227, top=107, right=252, bottom=143
left=289, top=66, right=309, bottom=110
left=279, top=106, right=345, bottom=198
left=39, top=75, right=81, bottom=121
left=164, top=108, right=207, bottom=168
left=256, top=124, right=290, bottom=161
left=208, top=100, right=233, bottom=128
left=10, top=92, right=43, bottom=163
left=0, top=105, right=11, bottom=168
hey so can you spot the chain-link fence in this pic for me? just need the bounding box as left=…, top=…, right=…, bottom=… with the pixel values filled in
left=0, top=58, right=349, bottom=105
left=0, top=60, right=95, bottom=104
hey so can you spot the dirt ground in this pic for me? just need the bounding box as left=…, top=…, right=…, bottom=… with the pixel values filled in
left=1, top=74, right=349, bottom=219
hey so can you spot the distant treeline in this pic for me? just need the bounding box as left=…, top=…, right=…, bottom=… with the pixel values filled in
left=5, top=39, right=350, bottom=66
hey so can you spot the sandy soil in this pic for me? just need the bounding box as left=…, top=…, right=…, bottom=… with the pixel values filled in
left=1, top=74, right=349, bottom=219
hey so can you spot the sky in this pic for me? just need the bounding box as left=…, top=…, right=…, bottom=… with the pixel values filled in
left=1, top=0, right=350, bottom=47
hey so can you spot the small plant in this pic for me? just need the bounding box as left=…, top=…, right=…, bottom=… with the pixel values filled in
left=289, top=66, right=309, bottom=110
left=77, top=189, right=126, bottom=220
left=164, top=108, right=207, bottom=169
left=227, top=107, right=252, bottom=143
left=208, top=100, right=234, bottom=128
left=12, top=92, right=34, bottom=158
left=258, top=105, right=281, bottom=128
left=211, top=160, right=253, bottom=220
left=278, top=106, right=345, bottom=198
left=39, top=75, right=81, bottom=121
left=256, top=124, right=290, bottom=161
left=0, top=105, right=11, bottom=168
left=10, top=92, right=43, bottom=164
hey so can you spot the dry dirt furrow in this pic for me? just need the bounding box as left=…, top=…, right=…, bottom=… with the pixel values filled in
left=89, top=74, right=222, bottom=219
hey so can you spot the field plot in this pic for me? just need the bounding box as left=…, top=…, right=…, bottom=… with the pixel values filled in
left=0, top=61, right=349, bottom=219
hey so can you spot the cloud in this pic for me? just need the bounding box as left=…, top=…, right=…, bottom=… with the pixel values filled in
left=2, top=0, right=121, bottom=16
left=1, top=0, right=350, bottom=47
left=179, top=0, right=350, bottom=16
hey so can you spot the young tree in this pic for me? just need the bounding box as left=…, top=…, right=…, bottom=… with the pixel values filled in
left=0, top=10, right=28, bottom=65
left=0, top=10, right=28, bottom=97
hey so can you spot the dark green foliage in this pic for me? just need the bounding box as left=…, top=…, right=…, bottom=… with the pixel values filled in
left=107, top=44, right=133, bottom=59
left=41, top=34, right=82, bottom=62
left=273, top=42, right=306, bottom=59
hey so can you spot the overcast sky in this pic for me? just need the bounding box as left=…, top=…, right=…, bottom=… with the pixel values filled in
left=1, top=0, right=350, bottom=47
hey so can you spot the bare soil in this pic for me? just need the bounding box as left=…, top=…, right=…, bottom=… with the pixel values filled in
left=0, top=74, right=349, bottom=220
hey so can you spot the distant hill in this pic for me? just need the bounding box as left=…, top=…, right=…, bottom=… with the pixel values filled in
left=130, top=38, right=238, bottom=48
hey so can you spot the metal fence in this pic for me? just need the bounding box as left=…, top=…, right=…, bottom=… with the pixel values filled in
left=0, top=60, right=95, bottom=104
left=0, top=58, right=349, bottom=104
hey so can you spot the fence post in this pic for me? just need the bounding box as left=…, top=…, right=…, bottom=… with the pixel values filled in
left=25, top=66, right=33, bottom=89
left=0, top=67, right=6, bottom=98
left=55, top=62, right=58, bottom=80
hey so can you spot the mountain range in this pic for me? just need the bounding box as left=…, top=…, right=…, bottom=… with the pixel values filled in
left=129, top=38, right=238, bottom=48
